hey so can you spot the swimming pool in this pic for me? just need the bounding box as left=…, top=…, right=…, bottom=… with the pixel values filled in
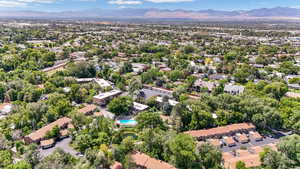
left=116, top=119, right=137, bottom=126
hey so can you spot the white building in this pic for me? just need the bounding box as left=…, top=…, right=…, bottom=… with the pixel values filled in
left=93, top=90, right=122, bottom=105
left=133, top=102, right=149, bottom=113
left=94, top=78, right=113, bottom=88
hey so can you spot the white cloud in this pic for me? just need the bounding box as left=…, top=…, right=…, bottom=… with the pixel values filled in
left=0, top=0, right=26, bottom=7
left=0, top=0, right=58, bottom=8
left=108, top=0, right=142, bottom=5
left=145, top=0, right=193, bottom=3
left=18, top=0, right=56, bottom=3
left=77, top=0, right=96, bottom=2
left=18, top=0, right=57, bottom=3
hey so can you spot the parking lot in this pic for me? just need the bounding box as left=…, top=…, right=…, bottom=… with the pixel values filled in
left=39, top=138, right=79, bottom=158
left=221, top=130, right=290, bottom=152
left=221, top=136, right=278, bottom=152
left=141, top=88, right=172, bottom=99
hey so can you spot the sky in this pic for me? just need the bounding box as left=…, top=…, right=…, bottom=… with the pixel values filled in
left=0, top=0, right=300, bottom=12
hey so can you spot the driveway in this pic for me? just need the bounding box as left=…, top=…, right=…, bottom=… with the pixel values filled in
left=39, top=138, right=78, bottom=157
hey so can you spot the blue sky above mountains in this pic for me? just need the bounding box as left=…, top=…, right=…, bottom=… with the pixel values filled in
left=0, top=0, right=299, bottom=12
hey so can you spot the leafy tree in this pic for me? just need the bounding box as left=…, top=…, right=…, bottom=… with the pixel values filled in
left=5, top=160, right=31, bottom=169
left=108, top=96, right=133, bottom=116
left=233, top=64, right=256, bottom=84
left=85, top=145, right=113, bottom=169
left=113, top=136, right=135, bottom=164
left=120, top=62, right=133, bottom=74
left=35, top=148, right=76, bottom=169
left=45, top=125, right=60, bottom=139
left=183, top=45, right=195, bottom=54
left=277, top=134, right=300, bottom=166
left=128, top=78, right=142, bottom=96
left=279, top=61, right=299, bottom=75
left=236, top=161, right=248, bottom=169
left=260, top=148, right=289, bottom=169
left=190, top=110, right=213, bottom=130
left=224, top=51, right=238, bottom=62
left=73, top=134, right=93, bottom=153
left=137, top=129, right=168, bottom=161
left=196, top=143, right=222, bottom=169
left=215, top=109, right=244, bottom=126
left=67, top=62, right=96, bottom=78
left=23, top=144, right=40, bottom=167
left=135, top=111, right=165, bottom=130
left=167, top=133, right=197, bottom=169
left=188, top=105, right=214, bottom=130
left=141, top=68, right=161, bottom=83
left=168, top=70, right=185, bottom=82
left=0, top=150, right=12, bottom=168
left=0, top=83, right=7, bottom=102
left=263, top=82, right=288, bottom=100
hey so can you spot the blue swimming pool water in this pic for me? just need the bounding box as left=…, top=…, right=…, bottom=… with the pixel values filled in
left=117, top=120, right=137, bottom=125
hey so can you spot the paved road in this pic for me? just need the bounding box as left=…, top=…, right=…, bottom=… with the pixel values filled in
left=39, top=138, right=78, bottom=157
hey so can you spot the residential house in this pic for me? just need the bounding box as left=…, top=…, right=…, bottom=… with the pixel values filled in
left=156, top=96, right=179, bottom=106
left=132, top=63, right=148, bottom=73
left=133, top=102, right=149, bottom=113
left=184, top=123, right=256, bottom=140
left=131, top=151, right=177, bottom=169
left=24, top=117, right=73, bottom=144
left=224, top=137, right=236, bottom=147
left=209, top=74, right=228, bottom=81
left=193, top=79, right=218, bottom=92
left=76, top=78, right=95, bottom=83
left=40, top=139, right=55, bottom=149
left=69, top=51, right=86, bottom=59
left=208, top=139, right=222, bottom=148
left=224, top=84, right=245, bottom=95
left=249, top=131, right=263, bottom=141
left=78, top=104, right=97, bottom=115
left=0, top=103, right=12, bottom=115
left=110, top=162, right=123, bottom=169
left=236, top=133, right=249, bottom=143
left=94, top=78, right=113, bottom=88
left=93, top=90, right=122, bottom=106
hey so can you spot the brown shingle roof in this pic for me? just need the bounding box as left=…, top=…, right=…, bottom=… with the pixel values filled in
left=225, top=137, right=236, bottom=146
left=208, top=139, right=221, bottom=147
left=110, top=162, right=123, bottom=169
left=25, top=117, right=72, bottom=143
left=131, top=152, right=177, bottom=169
left=184, top=123, right=255, bottom=138
left=224, top=154, right=261, bottom=169
left=78, top=104, right=97, bottom=114
left=60, top=129, right=69, bottom=137
left=250, top=131, right=263, bottom=140
left=222, top=152, right=235, bottom=161
left=94, top=111, right=104, bottom=117
left=40, top=139, right=54, bottom=147
left=236, top=133, right=249, bottom=143
left=236, top=149, right=251, bottom=157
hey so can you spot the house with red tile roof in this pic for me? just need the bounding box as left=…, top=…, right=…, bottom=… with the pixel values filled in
left=131, top=152, right=177, bottom=169
left=24, top=117, right=73, bottom=144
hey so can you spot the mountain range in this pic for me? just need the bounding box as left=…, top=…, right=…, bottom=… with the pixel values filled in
left=1, top=7, right=300, bottom=21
